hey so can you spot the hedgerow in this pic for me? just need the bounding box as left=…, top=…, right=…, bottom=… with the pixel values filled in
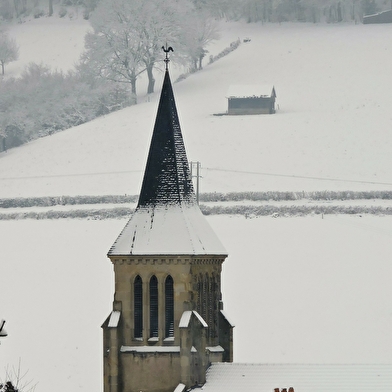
left=2, top=191, right=392, bottom=209
left=0, top=204, right=391, bottom=221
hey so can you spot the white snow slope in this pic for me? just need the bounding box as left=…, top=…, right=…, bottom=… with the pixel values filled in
left=0, top=16, right=392, bottom=392
left=1, top=21, right=392, bottom=197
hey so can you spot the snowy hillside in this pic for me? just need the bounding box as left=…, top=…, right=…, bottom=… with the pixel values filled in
left=6, top=14, right=91, bottom=76
left=1, top=17, right=392, bottom=392
left=1, top=21, right=392, bottom=197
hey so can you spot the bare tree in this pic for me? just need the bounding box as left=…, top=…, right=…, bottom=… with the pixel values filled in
left=182, top=9, right=220, bottom=71
left=80, top=0, right=192, bottom=97
left=0, top=359, right=37, bottom=392
left=0, top=32, right=19, bottom=75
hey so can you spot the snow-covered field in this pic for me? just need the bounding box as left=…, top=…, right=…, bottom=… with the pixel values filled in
left=1, top=215, right=391, bottom=392
left=1, top=15, right=392, bottom=392
left=1, top=21, right=392, bottom=197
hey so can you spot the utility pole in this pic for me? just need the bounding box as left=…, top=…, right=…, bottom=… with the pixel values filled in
left=189, top=161, right=201, bottom=204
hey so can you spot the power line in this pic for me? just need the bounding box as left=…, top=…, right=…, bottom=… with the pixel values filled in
left=0, top=166, right=391, bottom=188
left=204, top=167, right=392, bottom=187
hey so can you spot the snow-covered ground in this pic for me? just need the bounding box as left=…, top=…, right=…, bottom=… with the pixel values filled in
left=1, top=215, right=391, bottom=392
left=1, top=16, right=392, bottom=392
left=6, top=12, right=91, bottom=76
left=1, top=21, right=392, bottom=197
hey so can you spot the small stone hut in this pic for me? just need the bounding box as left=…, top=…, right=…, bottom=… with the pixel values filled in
left=227, top=85, right=276, bottom=115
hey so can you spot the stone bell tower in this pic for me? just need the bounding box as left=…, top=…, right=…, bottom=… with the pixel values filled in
left=102, top=61, right=234, bottom=392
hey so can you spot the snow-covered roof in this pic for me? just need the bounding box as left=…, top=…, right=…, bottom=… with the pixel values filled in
left=108, top=70, right=227, bottom=257
left=179, top=311, right=193, bottom=328
left=206, top=346, right=224, bottom=353
left=200, top=363, right=392, bottom=391
left=173, top=383, right=186, bottom=392
left=108, top=311, right=120, bottom=328
left=109, top=203, right=226, bottom=255
left=120, top=345, right=198, bottom=353
left=227, top=85, right=276, bottom=99
left=220, top=310, right=235, bottom=327
left=180, top=310, right=208, bottom=328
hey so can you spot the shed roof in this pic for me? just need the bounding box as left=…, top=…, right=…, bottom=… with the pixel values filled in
left=227, top=85, right=276, bottom=99
left=108, top=70, right=226, bottom=256
left=199, top=363, right=392, bottom=392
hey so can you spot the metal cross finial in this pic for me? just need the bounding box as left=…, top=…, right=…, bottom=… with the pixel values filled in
left=162, top=44, right=174, bottom=71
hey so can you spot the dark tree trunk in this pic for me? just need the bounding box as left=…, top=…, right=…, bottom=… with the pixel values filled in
left=49, top=0, right=53, bottom=16
left=130, top=77, right=137, bottom=104
left=146, top=64, right=155, bottom=94
left=130, top=78, right=136, bottom=95
left=1, top=62, right=4, bottom=76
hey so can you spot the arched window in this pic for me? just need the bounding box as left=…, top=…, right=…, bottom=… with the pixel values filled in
left=150, top=275, right=158, bottom=338
left=165, top=275, right=174, bottom=338
left=134, top=275, right=143, bottom=338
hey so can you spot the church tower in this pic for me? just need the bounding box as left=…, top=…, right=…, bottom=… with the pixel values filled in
left=102, top=62, right=234, bottom=392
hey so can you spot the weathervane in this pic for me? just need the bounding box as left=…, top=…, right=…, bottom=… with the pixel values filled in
left=162, top=44, right=173, bottom=71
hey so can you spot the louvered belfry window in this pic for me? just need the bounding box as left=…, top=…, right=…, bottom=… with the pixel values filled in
left=165, top=275, right=174, bottom=338
left=134, top=275, right=143, bottom=338
left=150, top=276, right=158, bottom=338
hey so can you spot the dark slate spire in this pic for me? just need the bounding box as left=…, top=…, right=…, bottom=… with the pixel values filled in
left=137, top=70, right=196, bottom=207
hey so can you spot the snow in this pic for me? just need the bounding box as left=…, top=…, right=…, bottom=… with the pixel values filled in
left=173, top=383, right=186, bottom=392
left=206, top=346, right=224, bottom=353
left=193, top=311, right=208, bottom=328
left=202, top=363, right=392, bottom=392
left=120, top=346, right=180, bottom=353
left=1, top=22, right=392, bottom=197
left=1, top=215, right=391, bottom=392
left=0, top=16, right=392, bottom=392
left=107, top=311, right=120, bottom=328
left=179, top=311, right=193, bottom=328
left=227, top=85, right=275, bottom=98
left=109, top=204, right=227, bottom=255
left=6, top=15, right=91, bottom=77
left=179, top=311, right=208, bottom=329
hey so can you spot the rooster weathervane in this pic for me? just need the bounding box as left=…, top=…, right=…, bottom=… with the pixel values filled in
left=162, top=44, right=173, bottom=70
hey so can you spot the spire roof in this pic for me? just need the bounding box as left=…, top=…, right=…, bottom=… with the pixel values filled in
left=137, top=70, right=196, bottom=207
left=108, top=70, right=226, bottom=256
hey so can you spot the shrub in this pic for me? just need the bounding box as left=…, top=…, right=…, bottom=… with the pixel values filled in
left=0, top=63, right=132, bottom=148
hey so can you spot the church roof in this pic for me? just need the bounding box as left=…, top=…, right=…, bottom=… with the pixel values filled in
left=199, top=363, right=392, bottom=392
left=108, top=70, right=226, bottom=256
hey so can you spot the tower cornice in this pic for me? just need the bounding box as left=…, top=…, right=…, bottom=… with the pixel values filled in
left=109, top=254, right=227, bottom=266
